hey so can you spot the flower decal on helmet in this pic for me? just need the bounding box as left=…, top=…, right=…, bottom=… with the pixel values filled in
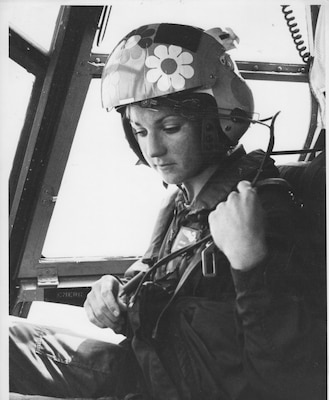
left=145, top=45, right=194, bottom=92
left=132, top=25, right=155, bottom=49
left=118, top=26, right=156, bottom=64
left=102, top=70, right=120, bottom=108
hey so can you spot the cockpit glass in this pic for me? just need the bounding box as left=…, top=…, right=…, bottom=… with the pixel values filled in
left=42, top=79, right=167, bottom=258
left=8, top=3, right=313, bottom=260
left=9, top=4, right=60, bottom=53
left=93, top=3, right=309, bottom=64
left=6, top=60, right=35, bottom=177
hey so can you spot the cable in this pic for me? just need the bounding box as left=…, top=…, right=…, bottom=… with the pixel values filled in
left=251, top=111, right=280, bottom=186
left=281, top=5, right=311, bottom=64
left=122, top=234, right=211, bottom=302
left=120, top=112, right=281, bottom=298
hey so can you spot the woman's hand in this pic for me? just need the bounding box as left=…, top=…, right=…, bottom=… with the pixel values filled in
left=209, top=180, right=268, bottom=271
left=84, top=275, right=127, bottom=333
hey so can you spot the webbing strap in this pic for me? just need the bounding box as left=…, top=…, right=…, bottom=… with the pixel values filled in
left=152, top=244, right=205, bottom=339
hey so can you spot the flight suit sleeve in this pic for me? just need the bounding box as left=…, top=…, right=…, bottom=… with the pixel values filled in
left=230, top=186, right=326, bottom=400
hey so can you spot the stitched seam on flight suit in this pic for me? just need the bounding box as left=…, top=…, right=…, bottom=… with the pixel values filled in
left=35, top=327, right=119, bottom=373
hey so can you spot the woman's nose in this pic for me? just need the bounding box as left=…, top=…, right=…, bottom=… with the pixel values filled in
left=147, top=132, right=167, bottom=158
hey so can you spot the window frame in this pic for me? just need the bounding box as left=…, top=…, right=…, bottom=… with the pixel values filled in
left=9, top=6, right=104, bottom=309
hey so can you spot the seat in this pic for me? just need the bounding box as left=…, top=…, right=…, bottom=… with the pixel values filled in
left=278, top=151, right=326, bottom=317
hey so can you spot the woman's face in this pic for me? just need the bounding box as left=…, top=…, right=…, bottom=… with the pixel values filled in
left=128, top=105, right=206, bottom=185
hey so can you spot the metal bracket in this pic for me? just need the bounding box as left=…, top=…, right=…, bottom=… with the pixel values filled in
left=37, top=266, right=59, bottom=287
left=201, top=241, right=217, bottom=277
left=41, top=185, right=57, bottom=206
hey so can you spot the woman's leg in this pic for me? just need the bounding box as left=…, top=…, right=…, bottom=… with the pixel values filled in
left=9, top=318, right=139, bottom=398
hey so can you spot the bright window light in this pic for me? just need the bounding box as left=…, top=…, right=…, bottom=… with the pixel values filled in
left=5, top=59, right=35, bottom=179
left=42, top=79, right=167, bottom=258
left=241, top=80, right=311, bottom=164
left=27, top=301, right=125, bottom=344
left=9, top=4, right=60, bottom=53
left=94, top=2, right=309, bottom=64
left=42, top=77, right=310, bottom=259
left=39, top=2, right=311, bottom=259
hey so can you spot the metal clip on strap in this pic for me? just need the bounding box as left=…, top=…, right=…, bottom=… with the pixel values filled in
left=201, top=241, right=217, bottom=277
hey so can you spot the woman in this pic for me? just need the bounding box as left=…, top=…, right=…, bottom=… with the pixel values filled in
left=10, top=23, right=325, bottom=400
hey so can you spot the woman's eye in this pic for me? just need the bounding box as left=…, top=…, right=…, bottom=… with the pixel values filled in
left=163, top=125, right=180, bottom=134
left=133, top=129, right=147, bottom=137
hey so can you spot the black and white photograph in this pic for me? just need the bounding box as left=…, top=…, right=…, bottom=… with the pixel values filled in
left=1, top=1, right=327, bottom=399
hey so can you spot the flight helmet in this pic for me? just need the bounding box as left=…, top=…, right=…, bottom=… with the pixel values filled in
left=101, top=23, right=254, bottom=163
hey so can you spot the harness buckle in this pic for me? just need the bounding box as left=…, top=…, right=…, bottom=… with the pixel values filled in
left=201, top=241, right=217, bottom=277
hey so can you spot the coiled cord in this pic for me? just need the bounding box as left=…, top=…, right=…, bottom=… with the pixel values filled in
left=281, top=5, right=311, bottom=64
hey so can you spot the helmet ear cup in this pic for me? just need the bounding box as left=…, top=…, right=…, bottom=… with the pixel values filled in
left=202, top=120, right=219, bottom=154
left=219, top=107, right=252, bottom=144
left=201, top=118, right=232, bottom=163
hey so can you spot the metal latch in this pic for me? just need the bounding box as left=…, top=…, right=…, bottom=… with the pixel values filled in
left=201, top=241, right=217, bottom=277
left=37, top=266, right=59, bottom=287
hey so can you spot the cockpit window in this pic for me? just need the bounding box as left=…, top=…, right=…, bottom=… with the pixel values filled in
left=9, top=4, right=60, bottom=53
left=241, top=79, right=311, bottom=162
left=93, top=3, right=309, bottom=64
left=8, top=3, right=317, bottom=269
left=6, top=60, right=35, bottom=178
left=42, top=80, right=167, bottom=258
left=42, top=77, right=310, bottom=258
left=41, top=4, right=311, bottom=259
